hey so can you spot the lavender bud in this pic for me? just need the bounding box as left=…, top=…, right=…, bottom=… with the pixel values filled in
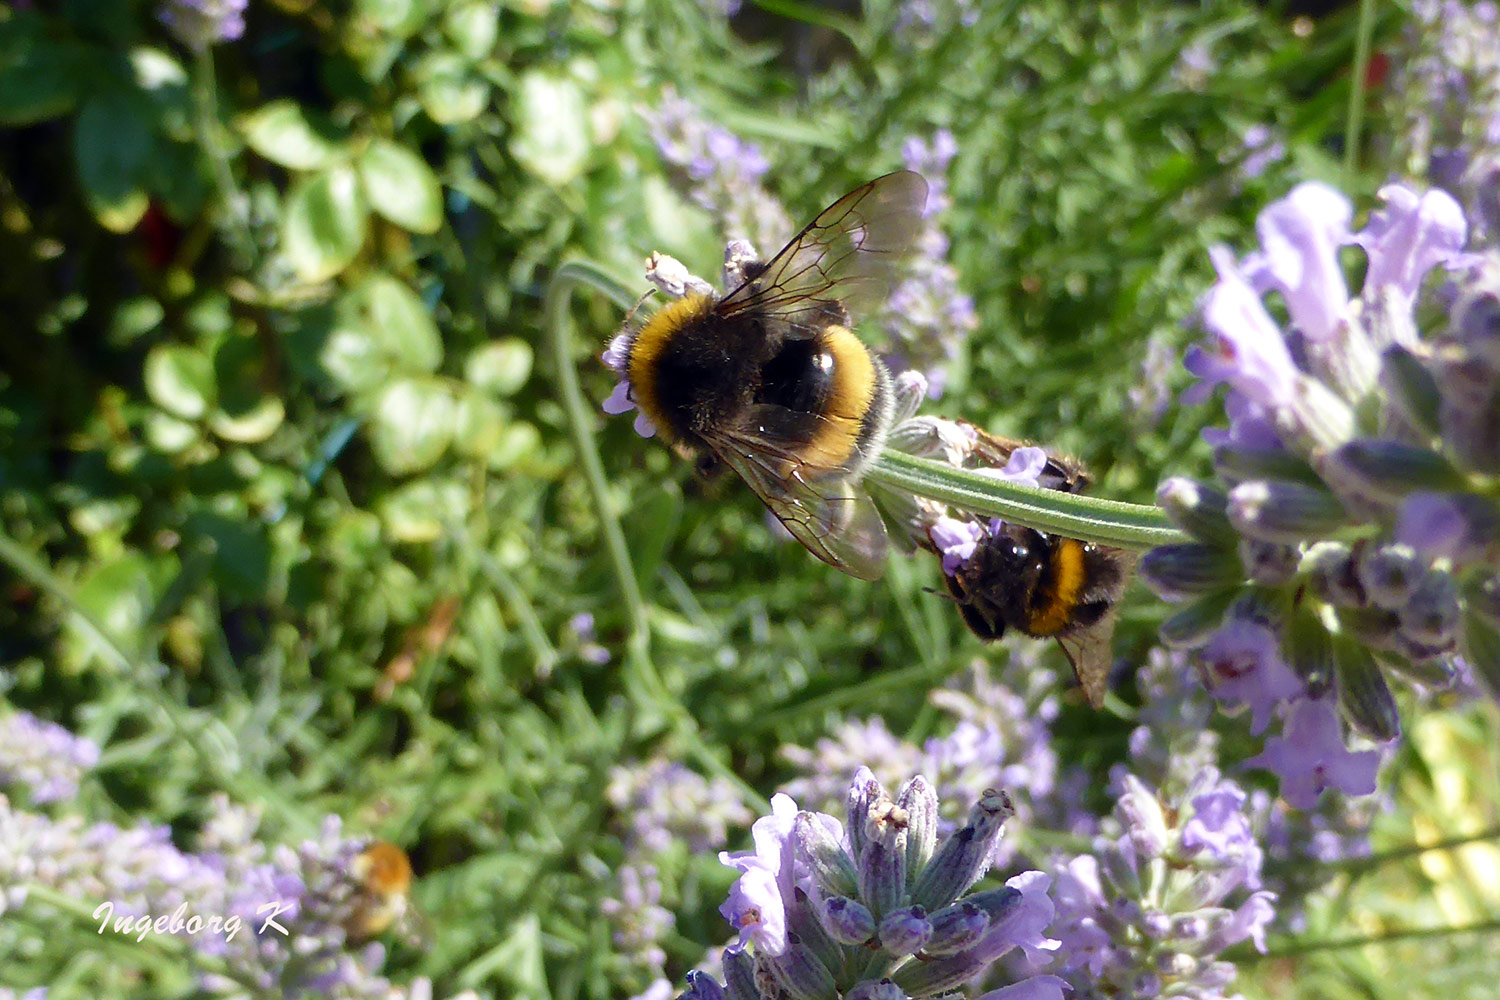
left=1199, top=960, right=1239, bottom=990
left=878, top=905, right=932, bottom=956
left=1380, top=344, right=1443, bottom=437
left=1116, top=775, right=1170, bottom=859
left=1321, top=439, right=1466, bottom=505
left=898, top=775, right=938, bottom=884
left=1284, top=607, right=1335, bottom=695
left=1212, top=444, right=1322, bottom=487
left=768, top=932, right=837, bottom=1000
left=796, top=812, right=858, bottom=898
left=1301, top=540, right=1365, bottom=607
left=1398, top=570, right=1462, bottom=647
left=1157, top=589, right=1235, bottom=649
left=1355, top=543, right=1423, bottom=608
left=683, top=970, right=727, bottom=1000
left=1338, top=606, right=1403, bottom=652
left=1098, top=839, right=1144, bottom=901
left=1379, top=652, right=1458, bottom=689
left=1228, top=479, right=1348, bottom=544
left=787, top=887, right=843, bottom=970
left=819, top=896, right=877, bottom=946
left=858, top=796, right=909, bottom=919
left=846, top=767, right=883, bottom=862
left=723, top=948, right=758, bottom=1000
left=1238, top=538, right=1300, bottom=585
left=1461, top=607, right=1500, bottom=702
left=1398, top=492, right=1500, bottom=566
left=1157, top=477, right=1237, bottom=546
left=1130, top=972, right=1164, bottom=998
left=1141, top=909, right=1173, bottom=939
left=1139, top=544, right=1245, bottom=601
left=924, top=899, right=992, bottom=955
left=1332, top=634, right=1401, bottom=741
left=909, top=788, right=1014, bottom=911
left=1170, top=911, right=1214, bottom=944
left=889, top=945, right=988, bottom=999
left=843, top=979, right=905, bottom=1000
left=752, top=955, right=780, bottom=1000
left=891, top=371, right=930, bottom=424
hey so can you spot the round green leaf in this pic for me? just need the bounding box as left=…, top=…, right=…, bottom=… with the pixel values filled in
left=510, top=72, right=589, bottom=186
left=444, top=2, right=499, bottom=59
left=465, top=339, right=533, bottom=397
left=416, top=53, right=487, bottom=125
left=380, top=480, right=466, bottom=543
left=351, top=274, right=443, bottom=372
left=452, top=391, right=507, bottom=458
left=487, top=421, right=540, bottom=471
left=371, top=378, right=455, bottom=475
left=144, top=344, right=216, bottom=419
left=74, top=92, right=153, bottom=232
left=358, top=138, right=443, bottom=234
left=282, top=166, right=368, bottom=282
left=145, top=412, right=201, bottom=453
left=239, top=99, right=344, bottom=170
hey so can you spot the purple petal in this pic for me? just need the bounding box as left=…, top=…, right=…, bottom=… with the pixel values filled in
left=1243, top=181, right=1352, bottom=342
left=977, top=975, right=1072, bottom=1000
left=1353, top=184, right=1468, bottom=312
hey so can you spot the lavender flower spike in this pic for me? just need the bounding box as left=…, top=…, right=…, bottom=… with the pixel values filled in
left=686, top=773, right=1053, bottom=1000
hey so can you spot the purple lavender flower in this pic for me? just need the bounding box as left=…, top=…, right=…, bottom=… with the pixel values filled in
left=603, top=864, right=675, bottom=973
left=0, top=712, right=100, bottom=804
left=645, top=91, right=792, bottom=254
left=684, top=772, right=1056, bottom=1000
left=1042, top=767, right=1275, bottom=998
left=608, top=759, right=754, bottom=856
left=1196, top=618, right=1306, bottom=733
left=158, top=0, right=247, bottom=49
left=1151, top=172, right=1497, bottom=797
left=1247, top=697, right=1382, bottom=808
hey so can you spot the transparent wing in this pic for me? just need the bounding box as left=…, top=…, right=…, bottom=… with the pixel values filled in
left=716, top=170, right=928, bottom=333
left=1057, top=547, right=1138, bottom=708
left=710, top=430, right=889, bottom=581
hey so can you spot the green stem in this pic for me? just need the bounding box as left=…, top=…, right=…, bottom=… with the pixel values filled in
left=192, top=48, right=256, bottom=267
left=1315, top=825, right=1500, bottom=873
left=1247, top=916, right=1500, bottom=960
left=867, top=450, right=1186, bottom=549
left=1342, top=0, right=1376, bottom=174
left=544, top=260, right=770, bottom=813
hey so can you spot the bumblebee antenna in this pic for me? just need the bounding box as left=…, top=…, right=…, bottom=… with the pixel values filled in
left=623, top=288, right=657, bottom=329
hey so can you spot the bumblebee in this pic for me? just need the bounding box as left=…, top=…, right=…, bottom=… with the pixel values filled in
left=345, top=840, right=414, bottom=940
left=940, top=425, right=1135, bottom=708
left=613, top=171, right=927, bottom=580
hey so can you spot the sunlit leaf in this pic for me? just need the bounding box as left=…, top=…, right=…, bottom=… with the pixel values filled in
left=510, top=71, right=589, bottom=185
left=371, top=378, right=456, bottom=475
left=282, top=166, right=368, bottom=282
left=144, top=344, right=216, bottom=420
left=74, top=93, right=153, bottom=232
left=239, top=99, right=345, bottom=170
left=358, top=138, right=443, bottom=234
left=464, top=339, right=533, bottom=397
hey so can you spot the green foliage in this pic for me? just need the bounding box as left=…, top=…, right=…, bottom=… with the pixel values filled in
left=1, top=1, right=1496, bottom=999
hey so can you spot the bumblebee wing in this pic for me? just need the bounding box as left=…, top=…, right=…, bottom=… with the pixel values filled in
left=1057, top=547, right=1138, bottom=708
left=710, top=430, right=889, bottom=581
left=1057, top=622, right=1117, bottom=709
left=717, top=170, right=927, bottom=334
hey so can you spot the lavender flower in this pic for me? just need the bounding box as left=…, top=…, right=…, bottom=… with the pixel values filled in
left=607, top=759, right=755, bottom=856
left=1042, top=767, right=1275, bottom=999
left=680, top=771, right=1062, bottom=1000
left=603, top=864, right=676, bottom=976
left=872, top=131, right=978, bottom=396
left=779, top=657, right=1061, bottom=868
left=158, top=0, right=247, bottom=50
left=645, top=91, right=792, bottom=255
left=0, top=712, right=99, bottom=804
left=1147, top=176, right=1500, bottom=806
left=1, top=774, right=448, bottom=999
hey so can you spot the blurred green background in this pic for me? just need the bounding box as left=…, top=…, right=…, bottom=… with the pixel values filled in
left=2, top=0, right=1497, bottom=997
